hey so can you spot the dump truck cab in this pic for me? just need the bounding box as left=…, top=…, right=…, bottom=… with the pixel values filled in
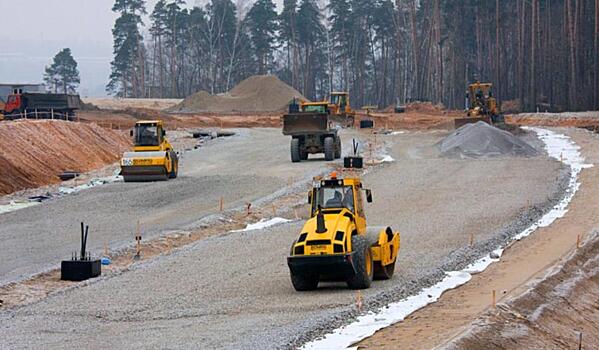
left=120, top=120, right=178, bottom=182
left=287, top=173, right=400, bottom=290
left=4, top=91, right=22, bottom=114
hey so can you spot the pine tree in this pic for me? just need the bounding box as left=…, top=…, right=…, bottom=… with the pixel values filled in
left=107, top=0, right=147, bottom=97
left=245, top=0, right=278, bottom=75
left=297, top=0, right=326, bottom=99
left=150, top=0, right=168, bottom=97
left=279, top=0, right=299, bottom=87
left=43, top=48, right=80, bottom=94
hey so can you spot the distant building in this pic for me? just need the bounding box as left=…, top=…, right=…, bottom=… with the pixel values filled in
left=0, top=83, right=45, bottom=102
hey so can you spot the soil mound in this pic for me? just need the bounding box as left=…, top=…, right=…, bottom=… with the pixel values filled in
left=0, top=120, right=130, bottom=195
left=170, top=75, right=306, bottom=113
left=438, top=121, right=538, bottom=158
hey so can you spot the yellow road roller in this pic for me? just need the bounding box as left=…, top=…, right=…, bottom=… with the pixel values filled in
left=120, top=120, right=178, bottom=182
left=287, top=172, right=400, bottom=290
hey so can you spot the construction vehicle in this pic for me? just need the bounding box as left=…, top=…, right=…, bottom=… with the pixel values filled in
left=287, top=172, right=400, bottom=290
left=328, top=92, right=355, bottom=125
left=2, top=89, right=81, bottom=120
left=454, top=82, right=505, bottom=129
left=283, top=101, right=341, bottom=162
left=120, top=120, right=178, bottom=182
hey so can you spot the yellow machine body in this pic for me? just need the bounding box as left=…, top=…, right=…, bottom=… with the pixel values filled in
left=455, top=81, right=505, bottom=129
left=287, top=174, right=400, bottom=290
left=298, top=92, right=355, bottom=127
left=120, top=120, right=178, bottom=182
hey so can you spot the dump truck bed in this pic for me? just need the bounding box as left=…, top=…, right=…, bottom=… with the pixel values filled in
left=22, top=93, right=81, bottom=110
left=282, top=113, right=332, bottom=135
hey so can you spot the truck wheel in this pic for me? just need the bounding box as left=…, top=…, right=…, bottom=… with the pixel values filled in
left=291, top=138, right=301, bottom=163
left=334, top=137, right=342, bottom=159
left=374, top=261, right=395, bottom=280
left=324, top=137, right=335, bottom=161
left=290, top=272, right=319, bottom=291
left=347, top=235, right=373, bottom=289
left=301, top=150, right=308, bottom=160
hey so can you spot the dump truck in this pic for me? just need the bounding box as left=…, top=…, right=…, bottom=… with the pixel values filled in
left=283, top=102, right=341, bottom=162
left=120, top=120, right=178, bottom=182
left=454, top=81, right=505, bottom=129
left=2, top=89, right=81, bottom=120
left=287, top=172, right=400, bottom=290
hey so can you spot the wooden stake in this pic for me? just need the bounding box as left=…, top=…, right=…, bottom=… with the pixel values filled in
left=469, top=232, right=474, bottom=247
left=356, top=290, right=363, bottom=312
left=246, top=203, right=252, bottom=216
left=103, top=241, right=109, bottom=257
left=576, top=234, right=581, bottom=249
left=492, top=290, right=496, bottom=308
left=272, top=204, right=277, bottom=216
left=294, top=207, right=299, bottom=220
left=219, top=197, right=224, bottom=212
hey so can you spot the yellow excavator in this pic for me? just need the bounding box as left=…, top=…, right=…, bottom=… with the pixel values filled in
left=287, top=172, right=400, bottom=290
left=454, top=81, right=505, bottom=129
left=297, top=92, right=355, bottom=127
left=120, top=120, right=178, bottom=182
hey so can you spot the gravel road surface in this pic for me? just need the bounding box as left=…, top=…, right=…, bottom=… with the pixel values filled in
left=0, top=130, right=567, bottom=349
left=0, top=129, right=334, bottom=286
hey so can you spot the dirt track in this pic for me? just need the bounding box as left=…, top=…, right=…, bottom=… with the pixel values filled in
left=0, top=129, right=565, bottom=349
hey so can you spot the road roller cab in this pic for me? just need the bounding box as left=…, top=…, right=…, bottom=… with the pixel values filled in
left=287, top=172, right=400, bottom=290
left=120, top=120, right=179, bottom=182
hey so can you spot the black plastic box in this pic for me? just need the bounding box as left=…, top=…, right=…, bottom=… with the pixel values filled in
left=344, top=156, right=363, bottom=168
left=360, top=120, right=374, bottom=128
left=61, top=259, right=101, bottom=281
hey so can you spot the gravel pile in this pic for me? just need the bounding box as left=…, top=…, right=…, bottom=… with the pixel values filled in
left=438, top=121, right=538, bottom=158
left=169, top=75, right=306, bottom=113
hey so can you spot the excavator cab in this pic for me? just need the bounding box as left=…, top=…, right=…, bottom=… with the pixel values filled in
left=330, top=92, right=349, bottom=113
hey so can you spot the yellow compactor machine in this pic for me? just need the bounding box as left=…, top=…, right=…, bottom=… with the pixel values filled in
left=120, top=120, right=178, bottom=182
left=287, top=172, right=400, bottom=290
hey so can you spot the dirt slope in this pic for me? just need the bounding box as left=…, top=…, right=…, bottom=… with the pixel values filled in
left=0, top=120, right=130, bottom=195
left=447, top=234, right=599, bottom=350
left=170, top=75, right=306, bottom=113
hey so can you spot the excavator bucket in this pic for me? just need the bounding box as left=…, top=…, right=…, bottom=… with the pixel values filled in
left=120, top=151, right=169, bottom=182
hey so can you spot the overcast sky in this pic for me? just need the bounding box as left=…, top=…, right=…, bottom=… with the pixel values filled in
left=0, top=0, right=284, bottom=97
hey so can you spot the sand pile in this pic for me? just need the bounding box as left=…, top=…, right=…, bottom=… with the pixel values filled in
left=0, top=120, right=130, bottom=195
left=438, top=121, right=538, bottom=158
left=170, top=75, right=306, bottom=113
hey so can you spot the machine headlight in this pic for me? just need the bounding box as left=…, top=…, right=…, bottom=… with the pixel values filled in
left=122, top=158, right=133, bottom=166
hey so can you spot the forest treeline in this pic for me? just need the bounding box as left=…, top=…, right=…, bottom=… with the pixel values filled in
left=108, top=0, right=598, bottom=112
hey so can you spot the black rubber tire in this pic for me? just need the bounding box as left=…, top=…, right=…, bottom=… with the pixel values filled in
left=301, top=149, right=308, bottom=160
left=291, top=138, right=301, bottom=163
left=324, top=136, right=335, bottom=161
left=373, top=261, right=395, bottom=280
left=169, top=153, right=178, bottom=179
left=346, top=235, right=373, bottom=289
left=334, top=136, right=342, bottom=159
left=290, top=272, right=319, bottom=291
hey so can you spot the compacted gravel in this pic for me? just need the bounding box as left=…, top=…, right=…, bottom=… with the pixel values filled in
left=0, top=129, right=568, bottom=349
left=0, top=129, right=332, bottom=285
